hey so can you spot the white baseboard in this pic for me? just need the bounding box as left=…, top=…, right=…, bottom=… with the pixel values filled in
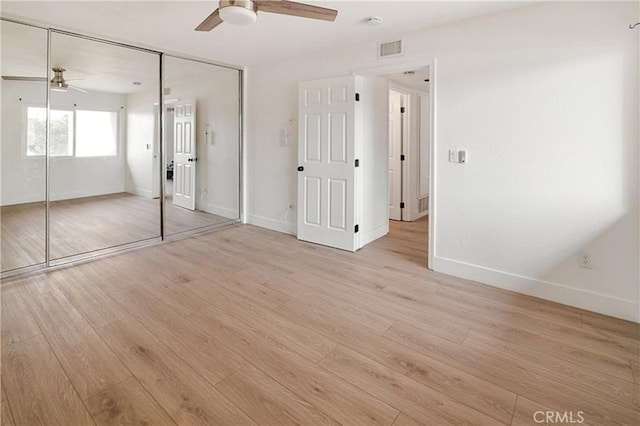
left=432, top=255, right=639, bottom=323
left=246, top=214, right=295, bottom=235
left=50, top=186, right=125, bottom=202
left=127, top=187, right=153, bottom=198
left=360, top=223, right=389, bottom=248
left=201, top=203, right=240, bottom=220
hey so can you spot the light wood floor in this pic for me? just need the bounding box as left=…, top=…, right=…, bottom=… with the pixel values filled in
left=1, top=193, right=234, bottom=272
left=1, top=218, right=638, bottom=425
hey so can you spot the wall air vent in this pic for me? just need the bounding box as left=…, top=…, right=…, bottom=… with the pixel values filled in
left=418, top=196, right=428, bottom=213
left=378, top=39, right=403, bottom=59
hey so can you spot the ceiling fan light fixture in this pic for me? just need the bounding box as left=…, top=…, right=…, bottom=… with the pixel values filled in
left=219, top=0, right=257, bottom=26
left=50, top=84, right=68, bottom=93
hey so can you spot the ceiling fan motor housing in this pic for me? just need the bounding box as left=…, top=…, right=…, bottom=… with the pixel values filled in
left=219, top=0, right=258, bottom=25
left=51, top=67, right=69, bottom=90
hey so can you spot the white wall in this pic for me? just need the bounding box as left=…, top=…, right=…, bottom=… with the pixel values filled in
left=128, top=59, right=241, bottom=219
left=359, top=76, right=389, bottom=246
left=125, top=89, right=156, bottom=198
left=168, top=64, right=240, bottom=219
left=245, top=2, right=639, bottom=321
left=1, top=80, right=126, bottom=205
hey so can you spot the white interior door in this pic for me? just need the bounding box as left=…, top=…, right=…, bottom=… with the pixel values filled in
left=388, top=90, right=402, bottom=221
left=173, top=100, right=196, bottom=210
left=297, top=76, right=358, bottom=252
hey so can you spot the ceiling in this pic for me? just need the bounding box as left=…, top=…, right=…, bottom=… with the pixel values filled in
left=1, top=1, right=533, bottom=68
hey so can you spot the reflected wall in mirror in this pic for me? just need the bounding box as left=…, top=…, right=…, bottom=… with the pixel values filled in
left=48, top=32, right=161, bottom=260
left=162, top=56, right=241, bottom=235
left=1, top=21, right=48, bottom=272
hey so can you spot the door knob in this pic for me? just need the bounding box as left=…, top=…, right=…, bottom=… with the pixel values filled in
left=297, top=166, right=304, bottom=171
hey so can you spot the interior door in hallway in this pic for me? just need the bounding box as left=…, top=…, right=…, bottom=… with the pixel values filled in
left=297, top=76, right=359, bottom=252
left=388, top=90, right=403, bottom=221
left=173, top=100, right=196, bottom=210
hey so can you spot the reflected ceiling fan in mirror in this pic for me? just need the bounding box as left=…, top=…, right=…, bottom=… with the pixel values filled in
left=2, top=67, right=88, bottom=93
left=195, top=0, right=337, bottom=31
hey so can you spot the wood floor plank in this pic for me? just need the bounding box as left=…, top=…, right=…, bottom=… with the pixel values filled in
left=85, top=377, right=176, bottom=426
left=216, top=363, right=340, bottom=425
left=435, top=286, right=638, bottom=360
left=581, top=312, right=640, bottom=342
left=23, top=288, right=131, bottom=399
left=288, top=270, right=469, bottom=343
left=108, top=285, right=247, bottom=386
left=184, top=278, right=337, bottom=363
left=468, top=320, right=635, bottom=382
left=98, top=318, right=254, bottom=426
left=630, top=359, right=639, bottom=385
left=384, top=322, right=639, bottom=426
left=2, top=336, right=94, bottom=426
left=190, top=306, right=399, bottom=426
left=139, top=279, right=209, bottom=317
left=53, top=268, right=129, bottom=329
left=510, top=396, right=593, bottom=426
left=1, top=400, right=15, bottom=426
left=271, top=293, right=517, bottom=423
left=392, top=413, right=424, bottom=426
left=1, top=287, right=41, bottom=347
left=463, top=329, right=639, bottom=409
left=320, top=345, right=506, bottom=425
left=2, top=216, right=637, bottom=426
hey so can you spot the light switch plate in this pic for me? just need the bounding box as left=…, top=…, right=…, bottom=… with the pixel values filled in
left=449, top=150, right=458, bottom=162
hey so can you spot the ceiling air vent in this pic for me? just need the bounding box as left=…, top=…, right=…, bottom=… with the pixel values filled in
left=378, top=39, right=403, bottom=59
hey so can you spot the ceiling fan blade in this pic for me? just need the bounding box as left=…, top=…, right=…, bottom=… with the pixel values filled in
left=2, top=76, right=47, bottom=82
left=195, top=9, right=224, bottom=31
left=69, top=85, right=88, bottom=94
left=255, top=0, right=337, bottom=21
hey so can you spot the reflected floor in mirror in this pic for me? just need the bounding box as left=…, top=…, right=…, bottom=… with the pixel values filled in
left=1, top=193, right=232, bottom=270
left=0, top=202, right=46, bottom=271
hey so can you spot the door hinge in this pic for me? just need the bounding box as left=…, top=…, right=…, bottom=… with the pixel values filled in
left=355, top=159, right=360, bottom=167
left=400, top=154, right=405, bottom=161
left=400, top=202, right=405, bottom=209
left=355, top=93, right=360, bottom=102
left=400, top=106, right=406, bottom=113
left=354, top=224, right=359, bottom=233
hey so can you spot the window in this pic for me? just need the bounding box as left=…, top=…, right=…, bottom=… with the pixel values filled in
left=25, top=107, right=118, bottom=157
left=76, top=110, right=118, bottom=157
left=26, top=107, right=73, bottom=156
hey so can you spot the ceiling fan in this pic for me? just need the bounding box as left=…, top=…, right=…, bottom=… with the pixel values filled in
left=195, top=0, right=337, bottom=31
left=2, top=67, right=88, bottom=93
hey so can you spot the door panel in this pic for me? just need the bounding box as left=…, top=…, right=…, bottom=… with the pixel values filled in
left=173, top=100, right=196, bottom=210
left=329, top=113, right=347, bottom=163
left=328, top=179, right=347, bottom=230
left=297, top=76, right=358, bottom=251
left=305, top=114, right=322, bottom=162
left=304, top=177, right=321, bottom=226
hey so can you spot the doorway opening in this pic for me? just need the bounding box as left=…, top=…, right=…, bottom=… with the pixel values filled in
left=360, top=62, right=433, bottom=267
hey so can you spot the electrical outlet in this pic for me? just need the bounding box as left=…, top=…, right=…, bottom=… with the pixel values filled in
left=577, top=252, right=592, bottom=269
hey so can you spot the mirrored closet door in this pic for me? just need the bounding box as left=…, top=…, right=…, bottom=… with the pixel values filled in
left=162, top=56, right=241, bottom=235
left=1, top=21, right=48, bottom=272
left=48, top=32, right=161, bottom=261
left=1, top=19, right=243, bottom=276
